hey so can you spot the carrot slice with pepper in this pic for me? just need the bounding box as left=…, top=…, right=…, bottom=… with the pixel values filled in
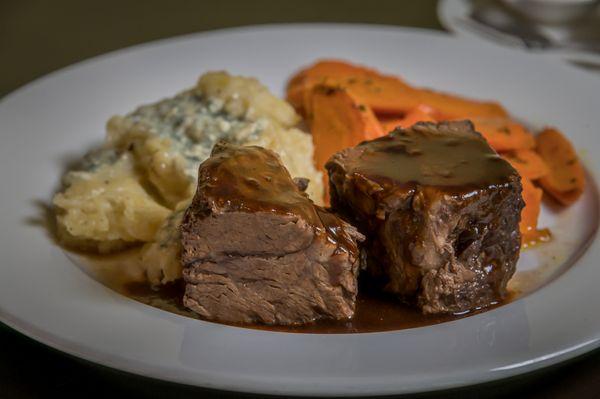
left=413, top=90, right=508, bottom=120
left=502, top=149, right=550, bottom=180
left=287, top=60, right=413, bottom=114
left=536, top=127, right=585, bottom=205
left=379, top=105, right=437, bottom=132
left=287, top=59, right=508, bottom=119
left=306, top=84, right=384, bottom=174
left=287, top=60, right=362, bottom=110
left=470, top=118, right=535, bottom=152
left=520, top=177, right=549, bottom=247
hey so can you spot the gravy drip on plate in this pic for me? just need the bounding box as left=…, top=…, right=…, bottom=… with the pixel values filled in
left=75, top=248, right=492, bottom=333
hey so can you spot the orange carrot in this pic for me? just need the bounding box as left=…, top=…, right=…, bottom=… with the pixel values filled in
left=379, top=105, right=437, bottom=132
left=470, top=118, right=535, bottom=152
left=287, top=60, right=414, bottom=114
left=413, top=90, right=507, bottom=120
left=306, top=84, right=384, bottom=174
left=536, top=128, right=585, bottom=205
left=287, top=59, right=508, bottom=119
left=502, top=149, right=549, bottom=180
left=287, top=60, right=363, bottom=110
left=520, top=177, right=548, bottom=246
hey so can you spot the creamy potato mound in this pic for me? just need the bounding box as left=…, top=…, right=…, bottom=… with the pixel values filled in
left=53, top=71, right=323, bottom=285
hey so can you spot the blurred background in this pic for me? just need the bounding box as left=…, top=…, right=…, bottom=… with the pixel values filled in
left=2, top=0, right=599, bottom=99
left=1, top=0, right=443, bottom=97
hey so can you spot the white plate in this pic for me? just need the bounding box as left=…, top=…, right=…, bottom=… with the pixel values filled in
left=0, top=24, right=599, bottom=397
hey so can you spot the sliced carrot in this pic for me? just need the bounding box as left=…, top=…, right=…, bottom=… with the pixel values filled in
left=536, top=128, right=585, bottom=205
left=520, top=177, right=549, bottom=246
left=413, top=89, right=507, bottom=120
left=287, top=59, right=508, bottom=119
left=287, top=59, right=414, bottom=114
left=306, top=84, right=384, bottom=174
left=287, top=60, right=364, bottom=110
left=469, top=118, right=535, bottom=152
left=502, top=149, right=550, bottom=180
left=379, top=105, right=437, bottom=132
left=520, top=177, right=542, bottom=235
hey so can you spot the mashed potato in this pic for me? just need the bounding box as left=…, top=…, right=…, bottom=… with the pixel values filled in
left=53, top=71, right=323, bottom=284
left=54, top=151, right=171, bottom=252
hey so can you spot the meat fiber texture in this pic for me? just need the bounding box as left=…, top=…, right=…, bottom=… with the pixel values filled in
left=181, top=142, right=363, bottom=325
left=327, top=121, right=523, bottom=314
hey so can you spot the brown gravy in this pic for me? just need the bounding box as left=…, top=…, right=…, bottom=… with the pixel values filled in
left=194, top=142, right=358, bottom=254
left=121, top=280, right=493, bottom=333
left=253, top=286, right=498, bottom=333
left=73, top=249, right=503, bottom=334
left=522, top=228, right=552, bottom=249
left=351, top=121, right=517, bottom=196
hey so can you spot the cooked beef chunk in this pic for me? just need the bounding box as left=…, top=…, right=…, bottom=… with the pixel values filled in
left=181, top=142, right=364, bottom=325
left=326, top=121, right=523, bottom=314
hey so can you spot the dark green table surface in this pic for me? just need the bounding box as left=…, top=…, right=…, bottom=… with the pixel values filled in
left=1, top=1, right=599, bottom=398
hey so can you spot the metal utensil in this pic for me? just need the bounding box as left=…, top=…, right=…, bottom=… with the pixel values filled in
left=471, top=4, right=552, bottom=49
left=468, top=2, right=600, bottom=53
left=502, top=0, right=600, bottom=25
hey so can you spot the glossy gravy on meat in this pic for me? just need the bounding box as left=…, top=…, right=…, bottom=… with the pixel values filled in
left=352, top=122, right=517, bottom=195
left=198, top=143, right=358, bottom=255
